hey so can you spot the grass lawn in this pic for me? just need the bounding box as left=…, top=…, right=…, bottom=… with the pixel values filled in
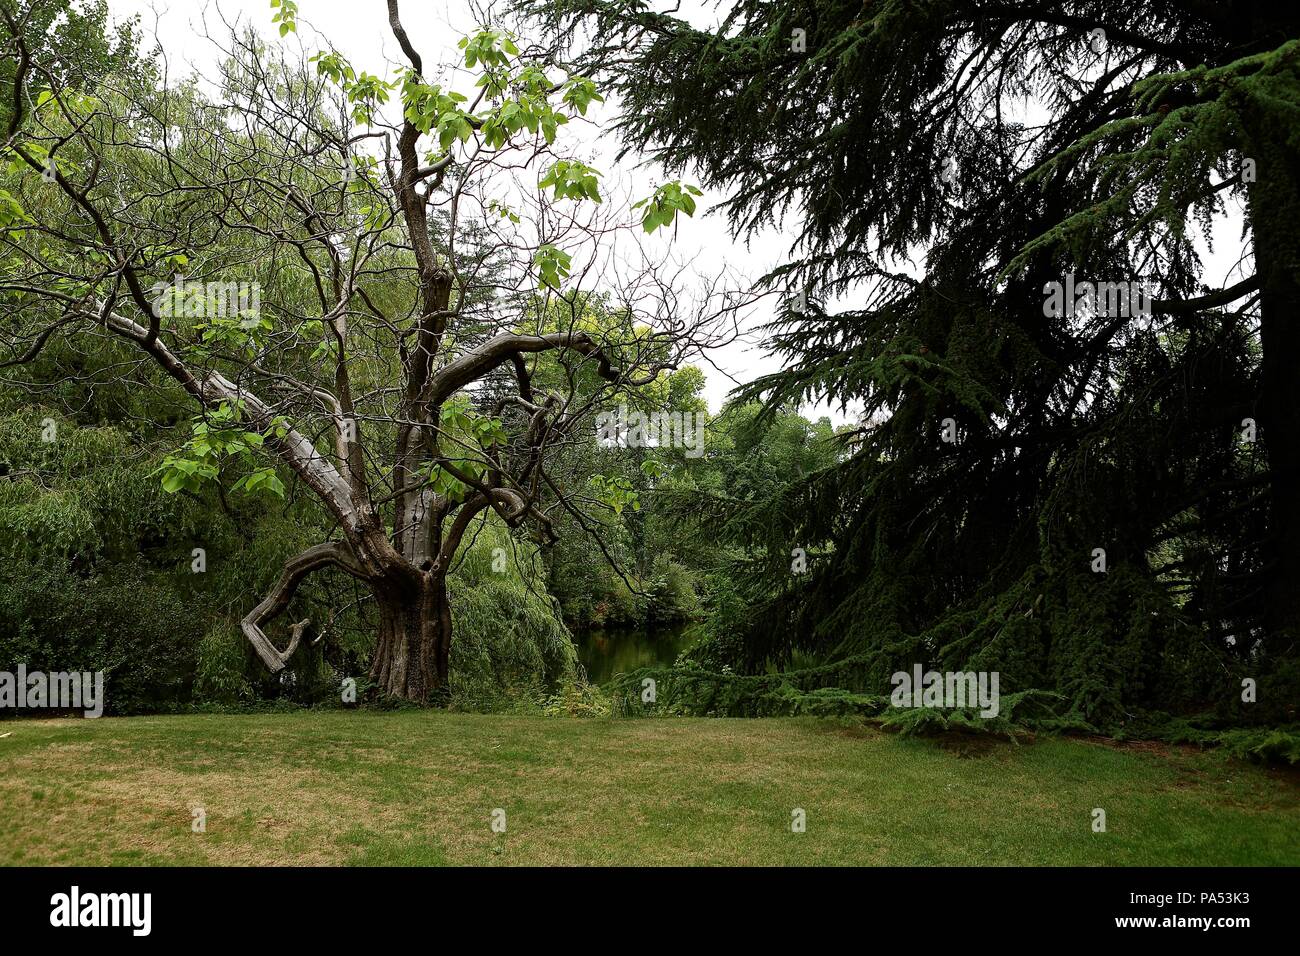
left=1, top=711, right=1296, bottom=866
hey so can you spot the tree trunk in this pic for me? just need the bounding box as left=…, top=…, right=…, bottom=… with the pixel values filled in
left=369, top=572, right=451, bottom=701
left=1257, top=254, right=1300, bottom=640
left=1245, top=109, right=1300, bottom=640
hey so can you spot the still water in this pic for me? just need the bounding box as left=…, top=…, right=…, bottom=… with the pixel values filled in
left=573, top=622, right=698, bottom=685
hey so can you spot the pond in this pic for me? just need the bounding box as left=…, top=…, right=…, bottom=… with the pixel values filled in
left=572, top=621, right=698, bottom=685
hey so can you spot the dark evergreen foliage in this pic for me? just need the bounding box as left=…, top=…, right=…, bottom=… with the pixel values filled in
left=524, top=0, right=1300, bottom=731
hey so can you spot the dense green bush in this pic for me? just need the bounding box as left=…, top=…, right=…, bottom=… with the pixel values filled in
left=0, top=562, right=202, bottom=714
left=644, top=557, right=700, bottom=626
left=193, top=624, right=253, bottom=706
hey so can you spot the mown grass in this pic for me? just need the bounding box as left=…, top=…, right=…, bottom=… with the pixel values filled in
left=1, top=711, right=1296, bottom=866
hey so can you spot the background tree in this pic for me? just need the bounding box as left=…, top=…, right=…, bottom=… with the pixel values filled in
left=524, top=0, right=1300, bottom=728
left=0, top=0, right=139, bottom=129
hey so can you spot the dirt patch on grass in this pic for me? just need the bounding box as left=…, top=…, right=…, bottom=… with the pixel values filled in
left=1079, top=734, right=1213, bottom=758
left=1264, top=763, right=1300, bottom=788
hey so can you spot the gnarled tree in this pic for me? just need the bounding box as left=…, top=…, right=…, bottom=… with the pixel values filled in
left=0, top=0, right=743, bottom=699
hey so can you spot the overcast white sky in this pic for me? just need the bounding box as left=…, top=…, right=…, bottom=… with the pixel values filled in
left=103, top=0, right=1251, bottom=425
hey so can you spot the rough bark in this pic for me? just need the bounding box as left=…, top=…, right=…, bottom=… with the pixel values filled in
left=368, top=573, right=451, bottom=701
left=1244, top=104, right=1300, bottom=640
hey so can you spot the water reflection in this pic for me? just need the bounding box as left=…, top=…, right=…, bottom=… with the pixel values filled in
left=573, top=622, right=698, bottom=685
